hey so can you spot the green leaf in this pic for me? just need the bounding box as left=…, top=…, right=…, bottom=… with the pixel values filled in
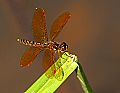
left=24, top=52, right=93, bottom=93
left=76, top=62, right=94, bottom=93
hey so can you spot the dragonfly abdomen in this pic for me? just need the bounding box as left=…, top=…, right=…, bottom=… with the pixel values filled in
left=17, top=38, right=41, bottom=47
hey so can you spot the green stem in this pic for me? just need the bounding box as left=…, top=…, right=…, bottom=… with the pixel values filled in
left=76, top=61, right=93, bottom=93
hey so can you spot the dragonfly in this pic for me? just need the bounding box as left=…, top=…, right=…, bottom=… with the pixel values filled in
left=17, top=8, right=71, bottom=80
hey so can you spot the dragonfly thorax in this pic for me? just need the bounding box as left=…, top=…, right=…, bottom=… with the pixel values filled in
left=44, top=41, right=68, bottom=52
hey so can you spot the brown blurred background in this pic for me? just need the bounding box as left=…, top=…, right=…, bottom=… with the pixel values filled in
left=0, top=0, right=120, bottom=93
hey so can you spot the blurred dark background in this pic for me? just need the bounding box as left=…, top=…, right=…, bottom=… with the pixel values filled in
left=0, top=0, right=120, bottom=93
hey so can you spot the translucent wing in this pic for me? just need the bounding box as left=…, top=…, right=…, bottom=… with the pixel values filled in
left=54, top=51, right=64, bottom=80
left=20, top=47, right=43, bottom=67
left=50, top=12, right=71, bottom=41
left=54, top=60, right=64, bottom=81
left=43, top=49, right=55, bottom=78
left=43, top=49, right=64, bottom=80
left=32, top=8, right=48, bottom=43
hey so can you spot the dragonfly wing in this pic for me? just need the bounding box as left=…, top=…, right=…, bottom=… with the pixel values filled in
left=43, top=49, right=55, bottom=70
left=54, top=52, right=64, bottom=80
left=43, top=49, right=64, bottom=80
left=32, top=8, right=48, bottom=43
left=42, top=49, right=56, bottom=78
left=20, top=47, right=43, bottom=67
left=50, top=12, right=71, bottom=41
left=54, top=66, right=64, bottom=81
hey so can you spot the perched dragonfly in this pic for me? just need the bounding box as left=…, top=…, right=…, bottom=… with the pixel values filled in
left=17, top=8, right=71, bottom=80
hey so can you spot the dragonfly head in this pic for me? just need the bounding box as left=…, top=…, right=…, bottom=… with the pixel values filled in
left=59, top=42, right=68, bottom=52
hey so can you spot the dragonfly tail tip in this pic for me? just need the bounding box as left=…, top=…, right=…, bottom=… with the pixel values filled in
left=17, top=38, right=20, bottom=42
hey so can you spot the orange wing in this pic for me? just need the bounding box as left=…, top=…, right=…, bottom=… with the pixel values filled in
left=50, top=12, right=71, bottom=41
left=20, top=8, right=48, bottom=67
left=32, top=8, right=48, bottom=43
left=20, top=47, right=42, bottom=67
left=43, top=49, right=55, bottom=71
